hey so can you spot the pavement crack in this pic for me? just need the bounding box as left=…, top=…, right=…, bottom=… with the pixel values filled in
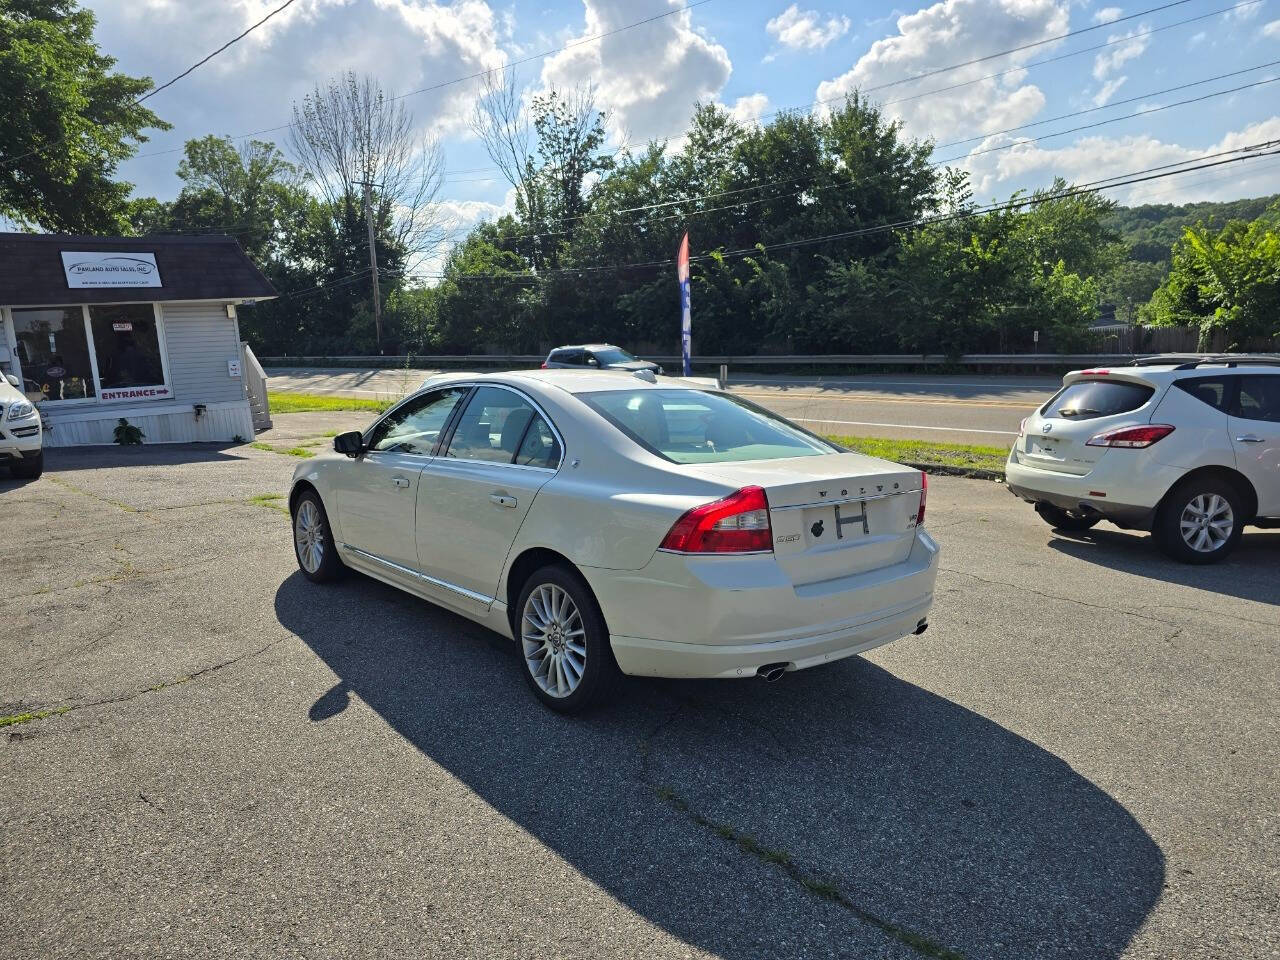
left=941, top=566, right=1179, bottom=626
left=649, top=785, right=965, bottom=960
left=137, top=791, right=167, bottom=815
left=0, top=638, right=284, bottom=730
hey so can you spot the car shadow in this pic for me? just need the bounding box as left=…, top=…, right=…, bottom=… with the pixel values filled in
left=275, top=571, right=1164, bottom=959
left=1046, top=527, right=1280, bottom=604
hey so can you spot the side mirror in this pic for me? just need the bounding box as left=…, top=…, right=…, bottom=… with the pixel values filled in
left=4, top=374, right=18, bottom=388
left=333, top=431, right=365, bottom=458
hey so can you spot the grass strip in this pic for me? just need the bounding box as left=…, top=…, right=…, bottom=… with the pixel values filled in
left=826, top=434, right=1007, bottom=477
left=267, top=391, right=391, bottom=414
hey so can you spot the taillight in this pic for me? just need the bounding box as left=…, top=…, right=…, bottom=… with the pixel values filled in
left=917, top=471, right=928, bottom=527
left=540, top=362, right=548, bottom=369
left=1085, top=424, right=1175, bottom=448
left=1018, top=417, right=1028, bottom=436
left=1080, top=369, right=1110, bottom=376
left=659, top=486, right=772, bottom=553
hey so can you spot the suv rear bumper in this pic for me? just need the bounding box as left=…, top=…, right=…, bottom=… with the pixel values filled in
left=1005, top=454, right=1181, bottom=530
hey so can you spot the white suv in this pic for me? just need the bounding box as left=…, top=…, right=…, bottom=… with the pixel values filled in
left=1006, top=356, right=1280, bottom=563
left=0, top=372, right=42, bottom=480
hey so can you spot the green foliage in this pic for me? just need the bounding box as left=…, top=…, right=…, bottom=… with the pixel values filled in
left=0, top=0, right=169, bottom=231
left=1146, top=204, right=1280, bottom=349
left=112, top=417, right=143, bottom=445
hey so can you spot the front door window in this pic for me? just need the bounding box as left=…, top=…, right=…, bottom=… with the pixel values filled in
left=11, top=307, right=96, bottom=402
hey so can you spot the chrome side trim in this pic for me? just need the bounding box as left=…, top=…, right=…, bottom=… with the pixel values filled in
left=771, top=489, right=918, bottom=512
left=339, top=543, right=494, bottom=605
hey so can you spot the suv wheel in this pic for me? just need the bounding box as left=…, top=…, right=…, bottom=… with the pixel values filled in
left=9, top=450, right=43, bottom=480
left=1034, top=501, right=1100, bottom=532
left=1155, top=477, right=1244, bottom=564
left=516, top=564, right=619, bottom=714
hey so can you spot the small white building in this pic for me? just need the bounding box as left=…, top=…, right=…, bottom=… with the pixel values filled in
left=0, top=233, right=276, bottom=447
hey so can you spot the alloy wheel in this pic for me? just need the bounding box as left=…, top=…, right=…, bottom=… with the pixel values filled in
left=521, top=583, right=587, bottom=698
left=294, top=499, right=326, bottom=573
left=1179, top=493, right=1233, bottom=554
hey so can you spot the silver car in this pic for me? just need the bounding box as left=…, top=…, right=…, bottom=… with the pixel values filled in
left=289, top=370, right=938, bottom=712
left=542, top=343, right=663, bottom=375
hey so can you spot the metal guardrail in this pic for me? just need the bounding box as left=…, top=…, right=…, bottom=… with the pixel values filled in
left=258, top=352, right=1195, bottom=368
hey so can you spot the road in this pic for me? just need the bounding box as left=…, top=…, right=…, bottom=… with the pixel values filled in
left=265, top=367, right=1063, bottom=447
left=3, top=428, right=1277, bottom=959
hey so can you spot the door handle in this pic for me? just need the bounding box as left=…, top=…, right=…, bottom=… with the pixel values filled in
left=489, top=493, right=517, bottom=508
left=392, top=475, right=411, bottom=487
left=1235, top=435, right=1265, bottom=443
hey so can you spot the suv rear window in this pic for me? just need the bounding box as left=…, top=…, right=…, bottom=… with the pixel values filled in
left=1173, top=377, right=1233, bottom=412
left=1041, top=380, right=1154, bottom=420
left=581, top=389, right=839, bottom=464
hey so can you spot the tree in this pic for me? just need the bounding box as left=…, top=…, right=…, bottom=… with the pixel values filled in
left=289, top=72, right=445, bottom=268
left=1146, top=207, right=1280, bottom=349
left=0, top=0, right=168, bottom=231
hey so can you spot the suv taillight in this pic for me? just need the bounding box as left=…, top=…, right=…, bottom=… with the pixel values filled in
left=1085, top=424, right=1175, bottom=448
left=660, top=486, right=772, bottom=553
left=917, top=471, right=927, bottom=526
left=540, top=362, right=548, bottom=369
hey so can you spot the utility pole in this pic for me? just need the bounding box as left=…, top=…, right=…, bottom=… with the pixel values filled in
left=360, top=180, right=383, bottom=353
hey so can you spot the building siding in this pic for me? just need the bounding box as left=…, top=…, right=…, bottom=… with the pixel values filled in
left=161, top=303, right=247, bottom=405
left=43, top=399, right=254, bottom=447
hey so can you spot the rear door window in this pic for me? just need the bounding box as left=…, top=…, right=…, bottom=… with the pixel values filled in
left=1040, top=380, right=1154, bottom=420
left=1173, top=377, right=1234, bottom=413
left=1234, top=375, right=1280, bottom=423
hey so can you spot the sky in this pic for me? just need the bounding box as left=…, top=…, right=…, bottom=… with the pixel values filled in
left=88, top=0, right=1280, bottom=252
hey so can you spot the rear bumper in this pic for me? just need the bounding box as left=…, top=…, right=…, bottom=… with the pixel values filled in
left=583, top=530, right=939, bottom=679
left=1005, top=454, right=1178, bottom=530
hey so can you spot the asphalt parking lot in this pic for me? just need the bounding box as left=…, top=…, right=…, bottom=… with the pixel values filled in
left=3, top=428, right=1277, bottom=959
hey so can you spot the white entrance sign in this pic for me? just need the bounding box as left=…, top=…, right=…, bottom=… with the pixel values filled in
left=61, top=252, right=162, bottom=289
left=100, top=385, right=172, bottom=402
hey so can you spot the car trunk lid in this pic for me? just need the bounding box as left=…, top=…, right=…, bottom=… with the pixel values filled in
left=686, top=452, right=924, bottom=583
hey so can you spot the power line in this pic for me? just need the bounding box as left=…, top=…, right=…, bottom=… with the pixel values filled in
left=137, top=0, right=301, bottom=104
left=406, top=144, right=1280, bottom=284
left=427, top=61, right=1280, bottom=247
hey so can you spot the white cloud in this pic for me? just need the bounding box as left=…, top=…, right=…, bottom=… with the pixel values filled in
left=1092, top=7, right=1122, bottom=24
left=1263, top=19, right=1280, bottom=37
left=1093, top=76, right=1127, bottom=106
left=765, top=4, right=852, bottom=51
left=538, top=0, right=731, bottom=146
left=1092, top=26, right=1149, bottom=80
left=99, top=0, right=507, bottom=199
left=727, top=93, right=771, bottom=127
left=1225, top=1, right=1261, bottom=21
left=814, top=0, right=1067, bottom=143
left=1187, top=30, right=1207, bottom=48
left=961, top=117, right=1280, bottom=204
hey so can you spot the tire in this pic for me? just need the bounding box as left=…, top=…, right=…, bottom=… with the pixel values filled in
left=8, top=450, right=43, bottom=480
left=1034, top=501, right=1100, bottom=532
left=515, top=564, right=619, bottom=714
left=1154, top=477, right=1244, bottom=565
left=292, top=489, right=345, bottom=583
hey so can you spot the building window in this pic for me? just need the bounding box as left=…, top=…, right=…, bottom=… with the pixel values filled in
left=11, top=307, right=97, bottom=402
left=88, top=304, right=165, bottom=394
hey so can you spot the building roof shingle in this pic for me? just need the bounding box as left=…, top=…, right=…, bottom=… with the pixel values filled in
left=0, top=233, right=277, bottom=306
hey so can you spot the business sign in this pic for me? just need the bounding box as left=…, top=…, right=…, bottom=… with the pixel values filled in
left=61, top=252, right=162, bottom=289
left=99, top=385, right=171, bottom=402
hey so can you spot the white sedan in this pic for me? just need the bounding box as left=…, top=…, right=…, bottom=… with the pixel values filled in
left=288, top=370, right=939, bottom=712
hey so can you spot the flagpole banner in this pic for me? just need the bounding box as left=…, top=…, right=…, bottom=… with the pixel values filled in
left=677, top=232, right=691, bottom=377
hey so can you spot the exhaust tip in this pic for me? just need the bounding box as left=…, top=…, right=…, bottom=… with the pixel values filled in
left=757, top=662, right=788, bottom=683
left=913, top=618, right=929, bottom=636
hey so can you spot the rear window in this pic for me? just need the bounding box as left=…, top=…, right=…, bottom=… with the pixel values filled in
left=581, top=389, right=839, bottom=464
left=1173, top=377, right=1233, bottom=412
left=1040, top=380, right=1154, bottom=420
